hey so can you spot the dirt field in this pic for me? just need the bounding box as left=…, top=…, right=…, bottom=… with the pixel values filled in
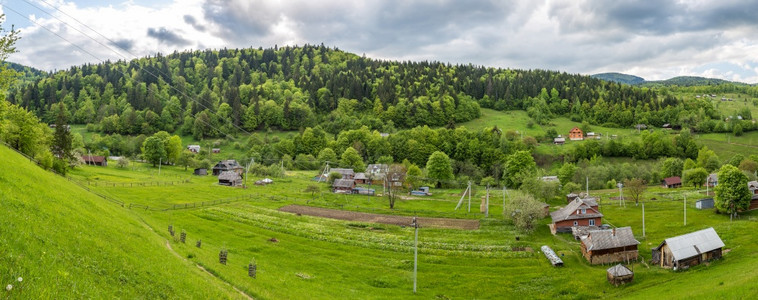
left=278, top=205, right=480, bottom=230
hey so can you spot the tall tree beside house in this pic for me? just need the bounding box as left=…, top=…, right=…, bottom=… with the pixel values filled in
left=386, top=164, right=406, bottom=209
left=340, top=147, right=365, bottom=172
left=141, top=136, right=166, bottom=167
left=714, top=164, right=751, bottom=220
left=682, top=167, right=708, bottom=189
left=425, top=151, right=454, bottom=188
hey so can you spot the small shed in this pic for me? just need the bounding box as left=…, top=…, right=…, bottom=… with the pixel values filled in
left=705, top=173, right=718, bottom=187
left=651, top=227, right=724, bottom=269
left=607, top=264, right=633, bottom=286
left=662, top=176, right=682, bottom=188
left=193, top=168, right=207, bottom=176
left=695, top=198, right=714, bottom=209
left=553, top=137, right=565, bottom=145
left=218, top=171, right=242, bottom=186
left=187, top=145, right=201, bottom=153
left=82, top=155, right=108, bottom=167
left=354, top=172, right=368, bottom=184
left=212, top=148, right=221, bottom=153
left=333, top=179, right=356, bottom=193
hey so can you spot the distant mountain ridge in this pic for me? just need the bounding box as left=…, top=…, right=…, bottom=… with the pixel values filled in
left=592, top=72, right=753, bottom=86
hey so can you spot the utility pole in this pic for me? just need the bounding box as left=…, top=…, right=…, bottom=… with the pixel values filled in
left=684, top=194, right=687, bottom=226
left=485, top=184, right=490, bottom=218
left=411, top=217, right=419, bottom=294
left=642, top=202, right=645, bottom=238
left=502, top=186, right=507, bottom=215
left=159, top=157, right=162, bottom=175
left=585, top=176, right=589, bottom=196
left=245, top=158, right=254, bottom=188
left=467, top=181, right=472, bottom=213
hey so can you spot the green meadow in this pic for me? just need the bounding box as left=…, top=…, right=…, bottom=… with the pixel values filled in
left=2, top=143, right=752, bottom=299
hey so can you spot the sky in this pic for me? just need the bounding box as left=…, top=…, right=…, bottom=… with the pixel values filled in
left=2, top=0, right=758, bottom=83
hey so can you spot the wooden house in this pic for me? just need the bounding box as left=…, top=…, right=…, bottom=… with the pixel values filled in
left=366, top=164, right=388, bottom=179
left=354, top=172, right=368, bottom=184
left=550, top=198, right=603, bottom=234
left=569, top=127, right=584, bottom=141
left=607, top=264, right=633, bottom=286
left=748, top=181, right=758, bottom=195
left=580, top=227, right=639, bottom=264
left=566, top=193, right=580, bottom=203
left=333, top=179, right=356, bottom=193
left=705, top=173, right=718, bottom=188
left=218, top=171, right=242, bottom=186
left=553, top=137, right=565, bottom=145
left=331, top=168, right=355, bottom=180
left=82, top=155, right=107, bottom=167
left=212, top=160, right=244, bottom=176
left=651, top=227, right=724, bottom=269
left=193, top=168, right=207, bottom=176
left=187, top=145, right=201, bottom=153
left=662, top=176, right=682, bottom=188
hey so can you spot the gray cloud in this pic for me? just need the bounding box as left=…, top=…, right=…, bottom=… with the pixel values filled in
left=147, top=27, right=191, bottom=46
left=183, top=15, right=206, bottom=32
left=109, top=39, right=135, bottom=51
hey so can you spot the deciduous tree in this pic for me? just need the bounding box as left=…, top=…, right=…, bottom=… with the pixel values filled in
left=714, top=165, right=751, bottom=220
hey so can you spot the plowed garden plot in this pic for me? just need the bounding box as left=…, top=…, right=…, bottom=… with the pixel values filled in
left=279, top=204, right=480, bottom=230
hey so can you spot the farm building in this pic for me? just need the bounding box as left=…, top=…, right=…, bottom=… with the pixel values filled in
left=333, top=179, right=356, bottom=193
left=212, top=160, right=244, bottom=176
left=566, top=193, right=580, bottom=203
left=352, top=187, right=375, bottom=195
left=187, top=145, right=201, bottom=153
left=749, top=194, right=758, bottom=211
left=607, top=264, right=633, bottom=286
left=569, top=126, right=584, bottom=141
left=662, top=176, right=682, bottom=188
left=695, top=198, right=714, bottom=209
left=331, top=168, right=356, bottom=180
left=366, top=164, right=388, bottom=179
left=580, top=227, right=640, bottom=264
left=82, top=155, right=107, bottom=166
left=218, top=171, right=242, bottom=186
left=388, top=172, right=405, bottom=187
left=553, top=137, right=565, bottom=145
left=541, top=176, right=559, bottom=183
left=550, top=198, right=603, bottom=234
left=749, top=181, right=758, bottom=195
left=212, top=148, right=221, bottom=153
left=705, top=173, right=718, bottom=188
left=354, top=172, right=368, bottom=184
left=193, top=168, right=207, bottom=176
left=651, top=227, right=725, bottom=269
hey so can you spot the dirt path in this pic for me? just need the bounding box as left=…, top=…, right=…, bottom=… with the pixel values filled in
left=165, top=241, right=254, bottom=300
left=279, top=204, right=480, bottom=230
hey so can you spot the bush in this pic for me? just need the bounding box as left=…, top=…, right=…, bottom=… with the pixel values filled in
left=504, top=191, right=545, bottom=232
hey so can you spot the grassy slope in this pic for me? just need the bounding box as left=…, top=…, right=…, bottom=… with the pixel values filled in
left=0, top=145, right=241, bottom=298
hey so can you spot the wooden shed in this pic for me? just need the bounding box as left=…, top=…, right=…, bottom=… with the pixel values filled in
left=218, top=171, right=242, bottom=186
left=651, top=227, right=724, bottom=269
left=580, top=227, right=640, bottom=264
left=662, top=176, right=682, bottom=188
left=193, top=168, right=207, bottom=176
left=82, top=155, right=108, bottom=167
left=607, top=264, right=633, bottom=286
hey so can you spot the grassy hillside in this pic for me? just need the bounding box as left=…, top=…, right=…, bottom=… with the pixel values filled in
left=0, top=145, right=242, bottom=298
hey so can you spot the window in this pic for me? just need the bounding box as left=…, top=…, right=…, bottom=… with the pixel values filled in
left=573, top=221, right=578, bottom=226
left=589, top=219, right=595, bottom=226
left=581, top=209, right=586, bottom=214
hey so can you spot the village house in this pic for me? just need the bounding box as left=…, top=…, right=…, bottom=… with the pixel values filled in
left=748, top=181, right=758, bottom=195
left=580, top=227, right=640, bottom=265
left=354, top=172, right=368, bottom=184
left=366, top=164, right=389, bottom=179
left=331, top=168, right=355, bottom=180
left=662, top=176, right=682, bottom=188
left=566, top=193, right=580, bottom=203
left=569, top=127, right=584, bottom=141
left=332, top=179, right=356, bottom=194
left=705, top=173, right=718, bottom=188
left=212, top=148, right=221, bottom=153
left=187, top=145, right=201, bottom=153
left=82, top=155, right=107, bottom=167
left=651, top=227, right=724, bottom=269
left=212, top=160, right=244, bottom=176
left=553, top=136, right=565, bottom=145
left=550, top=198, right=603, bottom=234
left=218, top=171, right=242, bottom=186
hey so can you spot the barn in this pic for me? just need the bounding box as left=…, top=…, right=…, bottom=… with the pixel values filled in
left=332, top=179, right=356, bottom=194
left=651, top=227, right=724, bottom=269
left=193, top=168, right=207, bottom=176
left=82, top=155, right=108, bottom=167
left=580, top=227, right=640, bottom=264
left=662, top=176, right=682, bottom=188
left=212, top=160, right=244, bottom=176
left=218, top=171, right=242, bottom=186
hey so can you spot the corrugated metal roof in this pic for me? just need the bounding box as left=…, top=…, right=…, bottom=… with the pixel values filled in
left=660, top=227, right=724, bottom=261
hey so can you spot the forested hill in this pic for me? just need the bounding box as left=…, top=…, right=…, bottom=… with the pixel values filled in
left=642, top=76, right=750, bottom=87
left=9, top=45, right=674, bottom=138
left=591, top=72, right=645, bottom=85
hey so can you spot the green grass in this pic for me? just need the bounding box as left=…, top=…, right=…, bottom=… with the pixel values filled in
left=0, top=145, right=243, bottom=298
left=52, top=159, right=758, bottom=299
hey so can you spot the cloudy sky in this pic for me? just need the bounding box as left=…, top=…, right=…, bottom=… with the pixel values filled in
left=3, top=0, right=758, bottom=83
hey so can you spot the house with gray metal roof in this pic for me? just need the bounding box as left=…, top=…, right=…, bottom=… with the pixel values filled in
left=580, top=227, right=640, bottom=264
left=651, top=227, right=724, bottom=269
